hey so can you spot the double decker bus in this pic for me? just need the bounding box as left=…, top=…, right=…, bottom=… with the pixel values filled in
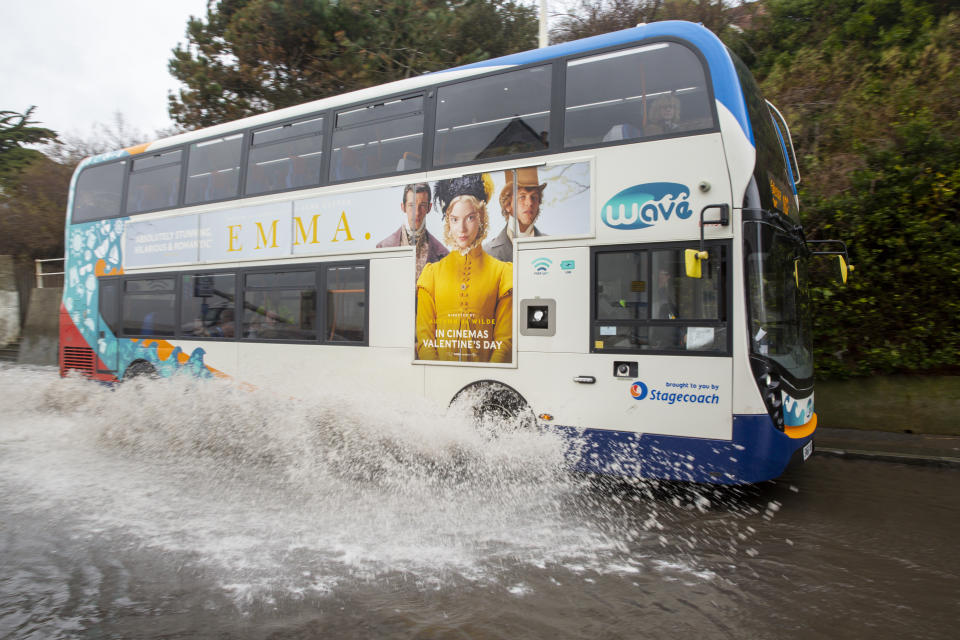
left=59, top=21, right=849, bottom=484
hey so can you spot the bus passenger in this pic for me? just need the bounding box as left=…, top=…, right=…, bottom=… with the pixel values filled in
left=650, top=267, right=682, bottom=349
left=484, top=167, right=547, bottom=263
left=416, top=174, right=512, bottom=363
left=646, top=94, right=682, bottom=135
left=208, top=308, right=235, bottom=338
left=377, top=183, right=448, bottom=280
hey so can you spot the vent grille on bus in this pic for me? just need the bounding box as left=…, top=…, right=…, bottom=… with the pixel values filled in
left=62, top=346, right=96, bottom=377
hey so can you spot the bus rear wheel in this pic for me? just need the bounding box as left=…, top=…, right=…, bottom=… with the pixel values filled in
left=451, top=381, right=536, bottom=437
left=123, top=360, right=158, bottom=381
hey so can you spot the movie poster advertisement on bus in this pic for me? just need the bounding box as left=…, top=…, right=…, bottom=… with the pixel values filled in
left=413, top=161, right=591, bottom=365
left=123, top=161, right=589, bottom=274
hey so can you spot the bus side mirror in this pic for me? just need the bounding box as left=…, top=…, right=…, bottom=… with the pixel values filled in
left=807, top=239, right=853, bottom=285
left=837, top=255, right=853, bottom=284
left=685, top=249, right=708, bottom=278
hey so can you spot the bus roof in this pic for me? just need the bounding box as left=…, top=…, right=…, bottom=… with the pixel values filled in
left=86, top=20, right=749, bottom=167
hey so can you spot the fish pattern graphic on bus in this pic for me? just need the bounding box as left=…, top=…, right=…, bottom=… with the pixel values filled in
left=64, top=193, right=213, bottom=379
left=782, top=392, right=814, bottom=427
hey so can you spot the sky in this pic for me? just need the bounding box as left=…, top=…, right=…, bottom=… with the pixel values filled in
left=1, top=0, right=210, bottom=141
left=1, top=0, right=555, bottom=144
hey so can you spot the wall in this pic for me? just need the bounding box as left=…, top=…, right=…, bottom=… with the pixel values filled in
left=816, top=376, right=960, bottom=436
left=18, top=287, right=62, bottom=366
left=0, top=256, right=20, bottom=347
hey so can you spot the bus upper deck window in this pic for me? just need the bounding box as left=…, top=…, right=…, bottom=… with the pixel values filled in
left=564, top=42, right=715, bottom=148
left=73, top=161, right=126, bottom=223
left=330, top=96, right=423, bottom=183
left=246, top=116, right=324, bottom=196
left=434, top=66, right=551, bottom=167
left=185, top=134, right=243, bottom=205
left=126, top=150, right=182, bottom=214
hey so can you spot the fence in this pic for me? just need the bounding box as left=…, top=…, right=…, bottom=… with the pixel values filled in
left=35, top=258, right=65, bottom=289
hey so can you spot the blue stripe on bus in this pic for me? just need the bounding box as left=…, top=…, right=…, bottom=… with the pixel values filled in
left=555, top=414, right=811, bottom=484
left=436, top=20, right=753, bottom=146
left=771, top=118, right=798, bottom=195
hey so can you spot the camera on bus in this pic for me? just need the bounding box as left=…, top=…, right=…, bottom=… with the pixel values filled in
left=614, top=361, right=637, bottom=378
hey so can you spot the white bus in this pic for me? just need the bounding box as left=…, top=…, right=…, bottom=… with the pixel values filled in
left=59, top=21, right=850, bottom=484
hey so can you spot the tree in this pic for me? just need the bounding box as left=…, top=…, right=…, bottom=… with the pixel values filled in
left=0, top=156, right=73, bottom=260
left=550, top=0, right=735, bottom=44
left=168, top=0, right=538, bottom=129
left=0, top=112, right=166, bottom=261
left=43, top=112, right=156, bottom=165
left=807, top=116, right=960, bottom=377
left=736, top=1, right=960, bottom=200
left=0, top=107, right=57, bottom=192
left=739, top=1, right=960, bottom=377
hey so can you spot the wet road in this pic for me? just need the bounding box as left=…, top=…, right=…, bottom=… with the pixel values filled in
left=1, top=366, right=958, bottom=639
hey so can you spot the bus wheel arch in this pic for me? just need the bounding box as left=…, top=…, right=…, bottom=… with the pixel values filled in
left=123, top=360, right=158, bottom=381
left=450, top=380, right=536, bottom=435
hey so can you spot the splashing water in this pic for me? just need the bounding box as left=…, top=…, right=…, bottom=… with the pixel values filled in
left=0, top=365, right=771, bottom=604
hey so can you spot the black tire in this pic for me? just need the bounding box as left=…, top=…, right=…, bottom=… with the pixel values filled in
left=123, top=360, right=158, bottom=381
left=451, top=381, right=536, bottom=437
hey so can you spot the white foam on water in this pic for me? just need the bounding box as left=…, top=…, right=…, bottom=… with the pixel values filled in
left=0, top=366, right=755, bottom=604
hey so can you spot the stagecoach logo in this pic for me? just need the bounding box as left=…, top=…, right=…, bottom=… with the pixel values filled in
left=630, top=380, right=721, bottom=405
left=601, top=182, right=692, bottom=230
left=630, top=381, right=648, bottom=400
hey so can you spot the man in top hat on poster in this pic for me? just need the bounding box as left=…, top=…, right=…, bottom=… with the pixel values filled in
left=483, top=167, right=546, bottom=263
left=377, top=182, right=448, bottom=280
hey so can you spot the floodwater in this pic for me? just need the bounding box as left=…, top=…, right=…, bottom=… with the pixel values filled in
left=1, top=366, right=958, bottom=639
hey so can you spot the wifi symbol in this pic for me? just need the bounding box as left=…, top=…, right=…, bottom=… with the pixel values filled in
left=532, top=257, right=552, bottom=272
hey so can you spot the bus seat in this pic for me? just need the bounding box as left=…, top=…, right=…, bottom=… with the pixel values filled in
left=602, top=123, right=642, bottom=143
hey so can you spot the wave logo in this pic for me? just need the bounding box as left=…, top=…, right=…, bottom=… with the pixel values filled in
left=601, top=182, right=693, bottom=230
left=532, top=257, right=552, bottom=272
left=630, top=381, right=648, bottom=400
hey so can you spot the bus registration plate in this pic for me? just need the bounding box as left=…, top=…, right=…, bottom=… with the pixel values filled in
left=802, top=441, right=814, bottom=461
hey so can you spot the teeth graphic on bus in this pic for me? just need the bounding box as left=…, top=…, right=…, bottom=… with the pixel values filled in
left=782, top=393, right=815, bottom=426
left=601, top=182, right=692, bottom=230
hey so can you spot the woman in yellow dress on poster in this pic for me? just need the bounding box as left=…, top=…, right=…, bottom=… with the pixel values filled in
left=416, top=173, right=513, bottom=363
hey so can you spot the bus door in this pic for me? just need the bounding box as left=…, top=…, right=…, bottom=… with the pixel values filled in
left=582, top=239, right=733, bottom=441
left=97, top=277, right=120, bottom=373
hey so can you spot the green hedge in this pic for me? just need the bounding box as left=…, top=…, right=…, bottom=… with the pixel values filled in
left=805, top=116, right=960, bottom=378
